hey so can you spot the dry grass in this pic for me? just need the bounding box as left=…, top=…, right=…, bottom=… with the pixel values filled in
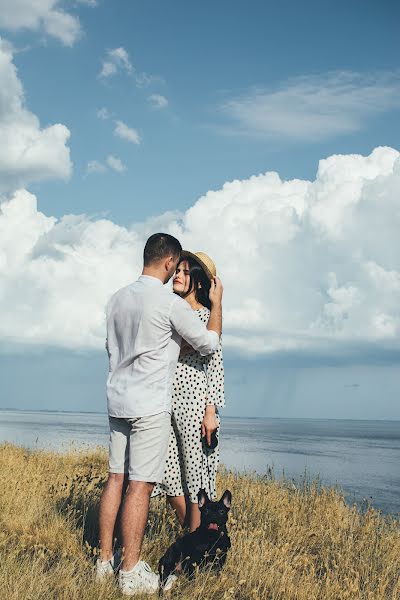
left=0, top=443, right=399, bottom=600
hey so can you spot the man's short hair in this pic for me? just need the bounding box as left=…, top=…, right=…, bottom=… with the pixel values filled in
left=143, top=233, right=182, bottom=266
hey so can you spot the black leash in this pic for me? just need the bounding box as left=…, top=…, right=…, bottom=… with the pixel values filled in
left=206, top=451, right=212, bottom=492
left=201, top=430, right=218, bottom=497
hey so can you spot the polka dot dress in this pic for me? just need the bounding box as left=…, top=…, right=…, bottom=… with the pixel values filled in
left=153, top=307, right=225, bottom=503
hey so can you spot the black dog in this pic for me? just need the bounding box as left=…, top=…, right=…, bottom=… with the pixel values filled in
left=159, top=489, right=232, bottom=589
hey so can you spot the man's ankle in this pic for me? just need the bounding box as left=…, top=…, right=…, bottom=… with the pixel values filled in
left=100, top=550, right=113, bottom=562
left=121, top=559, right=139, bottom=573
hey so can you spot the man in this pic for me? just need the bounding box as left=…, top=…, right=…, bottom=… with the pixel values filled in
left=96, top=233, right=223, bottom=596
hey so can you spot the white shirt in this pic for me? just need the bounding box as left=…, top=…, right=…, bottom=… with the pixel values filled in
left=105, top=275, right=220, bottom=417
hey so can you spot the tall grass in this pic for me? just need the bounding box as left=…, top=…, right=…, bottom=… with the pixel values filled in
left=0, top=443, right=399, bottom=599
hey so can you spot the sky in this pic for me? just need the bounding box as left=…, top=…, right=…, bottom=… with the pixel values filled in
left=0, top=0, right=399, bottom=419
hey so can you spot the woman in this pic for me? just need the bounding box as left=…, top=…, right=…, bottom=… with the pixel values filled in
left=153, top=251, right=225, bottom=532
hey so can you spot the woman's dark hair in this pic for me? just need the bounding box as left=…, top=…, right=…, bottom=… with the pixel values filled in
left=179, top=257, right=211, bottom=310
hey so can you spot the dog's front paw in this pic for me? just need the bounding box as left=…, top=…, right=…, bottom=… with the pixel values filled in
left=161, top=573, right=178, bottom=595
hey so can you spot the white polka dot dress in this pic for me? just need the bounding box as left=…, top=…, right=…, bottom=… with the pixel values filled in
left=153, top=307, right=225, bottom=503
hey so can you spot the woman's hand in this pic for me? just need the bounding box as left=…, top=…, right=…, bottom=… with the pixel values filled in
left=201, top=405, right=218, bottom=446
left=209, top=277, right=223, bottom=305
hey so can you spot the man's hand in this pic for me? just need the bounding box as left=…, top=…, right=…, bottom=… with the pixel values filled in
left=201, top=405, right=218, bottom=446
left=209, top=277, right=223, bottom=305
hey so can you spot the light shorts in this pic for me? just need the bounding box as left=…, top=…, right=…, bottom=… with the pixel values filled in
left=108, top=411, right=171, bottom=482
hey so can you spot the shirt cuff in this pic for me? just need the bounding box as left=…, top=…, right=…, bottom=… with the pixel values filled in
left=199, top=330, right=220, bottom=356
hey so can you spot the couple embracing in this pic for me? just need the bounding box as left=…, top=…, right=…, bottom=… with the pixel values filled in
left=96, top=233, right=225, bottom=595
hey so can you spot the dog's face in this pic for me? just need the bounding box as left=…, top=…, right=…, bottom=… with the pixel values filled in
left=198, top=489, right=232, bottom=533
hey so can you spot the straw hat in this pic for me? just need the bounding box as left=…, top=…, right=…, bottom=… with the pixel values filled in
left=181, top=251, right=216, bottom=280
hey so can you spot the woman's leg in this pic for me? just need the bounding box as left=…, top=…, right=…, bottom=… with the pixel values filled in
left=189, top=501, right=201, bottom=532
left=167, top=495, right=187, bottom=527
left=168, top=495, right=201, bottom=532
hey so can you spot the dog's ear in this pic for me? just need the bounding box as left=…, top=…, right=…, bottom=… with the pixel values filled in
left=220, top=490, right=232, bottom=509
left=198, top=488, right=210, bottom=508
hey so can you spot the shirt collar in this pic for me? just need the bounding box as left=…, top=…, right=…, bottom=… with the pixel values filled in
left=138, top=275, right=164, bottom=286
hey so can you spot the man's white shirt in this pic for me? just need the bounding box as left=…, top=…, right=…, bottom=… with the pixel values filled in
left=106, top=275, right=220, bottom=418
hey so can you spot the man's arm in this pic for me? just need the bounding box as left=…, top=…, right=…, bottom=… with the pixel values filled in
left=105, top=298, right=118, bottom=374
left=170, top=277, right=223, bottom=356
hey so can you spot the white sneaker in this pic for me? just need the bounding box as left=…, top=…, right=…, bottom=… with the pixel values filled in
left=119, top=561, right=160, bottom=596
left=95, top=556, right=115, bottom=582
left=163, top=573, right=178, bottom=592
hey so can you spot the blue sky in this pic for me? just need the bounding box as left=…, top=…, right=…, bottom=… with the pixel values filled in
left=16, top=0, right=400, bottom=222
left=0, top=0, right=399, bottom=418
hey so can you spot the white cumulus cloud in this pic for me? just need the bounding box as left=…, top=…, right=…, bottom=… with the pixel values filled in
left=106, top=155, right=126, bottom=173
left=114, top=120, right=140, bottom=144
left=97, top=46, right=164, bottom=88
left=221, top=71, right=400, bottom=141
left=148, top=94, right=168, bottom=109
left=99, top=47, right=133, bottom=79
left=86, top=155, right=126, bottom=175
left=0, top=147, right=399, bottom=360
left=0, top=189, right=139, bottom=349
left=0, top=0, right=82, bottom=46
left=0, top=38, right=72, bottom=193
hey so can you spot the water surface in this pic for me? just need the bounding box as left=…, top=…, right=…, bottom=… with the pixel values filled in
left=1, top=410, right=399, bottom=514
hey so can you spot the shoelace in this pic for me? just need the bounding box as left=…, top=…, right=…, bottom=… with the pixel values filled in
left=141, top=561, right=152, bottom=573
left=120, top=560, right=155, bottom=582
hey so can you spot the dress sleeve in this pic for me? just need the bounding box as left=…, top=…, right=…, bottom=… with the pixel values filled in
left=202, top=340, right=225, bottom=407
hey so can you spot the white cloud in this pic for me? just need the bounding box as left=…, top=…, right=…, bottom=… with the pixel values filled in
left=106, top=155, right=126, bottom=173
left=114, top=120, right=140, bottom=144
left=96, top=107, right=110, bottom=120
left=99, top=47, right=133, bottom=79
left=86, top=156, right=126, bottom=175
left=0, top=189, right=139, bottom=349
left=135, top=72, right=161, bottom=88
left=75, top=0, right=97, bottom=6
left=86, top=160, right=106, bottom=175
left=109, top=48, right=132, bottom=71
left=1, top=146, right=399, bottom=360
left=134, top=71, right=165, bottom=88
left=0, top=0, right=82, bottom=46
left=148, top=94, right=168, bottom=109
left=221, top=71, right=400, bottom=141
left=97, top=46, right=163, bottom=88
left=0, top=38, right=71, bottom=193
left=99, top=61, right=117, bottom=78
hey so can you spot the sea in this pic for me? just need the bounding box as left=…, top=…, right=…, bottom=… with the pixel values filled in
left=1, top=410, right=399, bottom=515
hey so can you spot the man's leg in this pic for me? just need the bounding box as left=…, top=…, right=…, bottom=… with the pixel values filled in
left=99, top=416, right=130, bottom=562
left=120, top=412, right=171, bottom=573
left=98, top=473, right=126, bottom=561
left=120, top=480, right=154, bottom=571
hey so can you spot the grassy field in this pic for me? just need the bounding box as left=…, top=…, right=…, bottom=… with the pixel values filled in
left=0, top=443, right=399, bottom=600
